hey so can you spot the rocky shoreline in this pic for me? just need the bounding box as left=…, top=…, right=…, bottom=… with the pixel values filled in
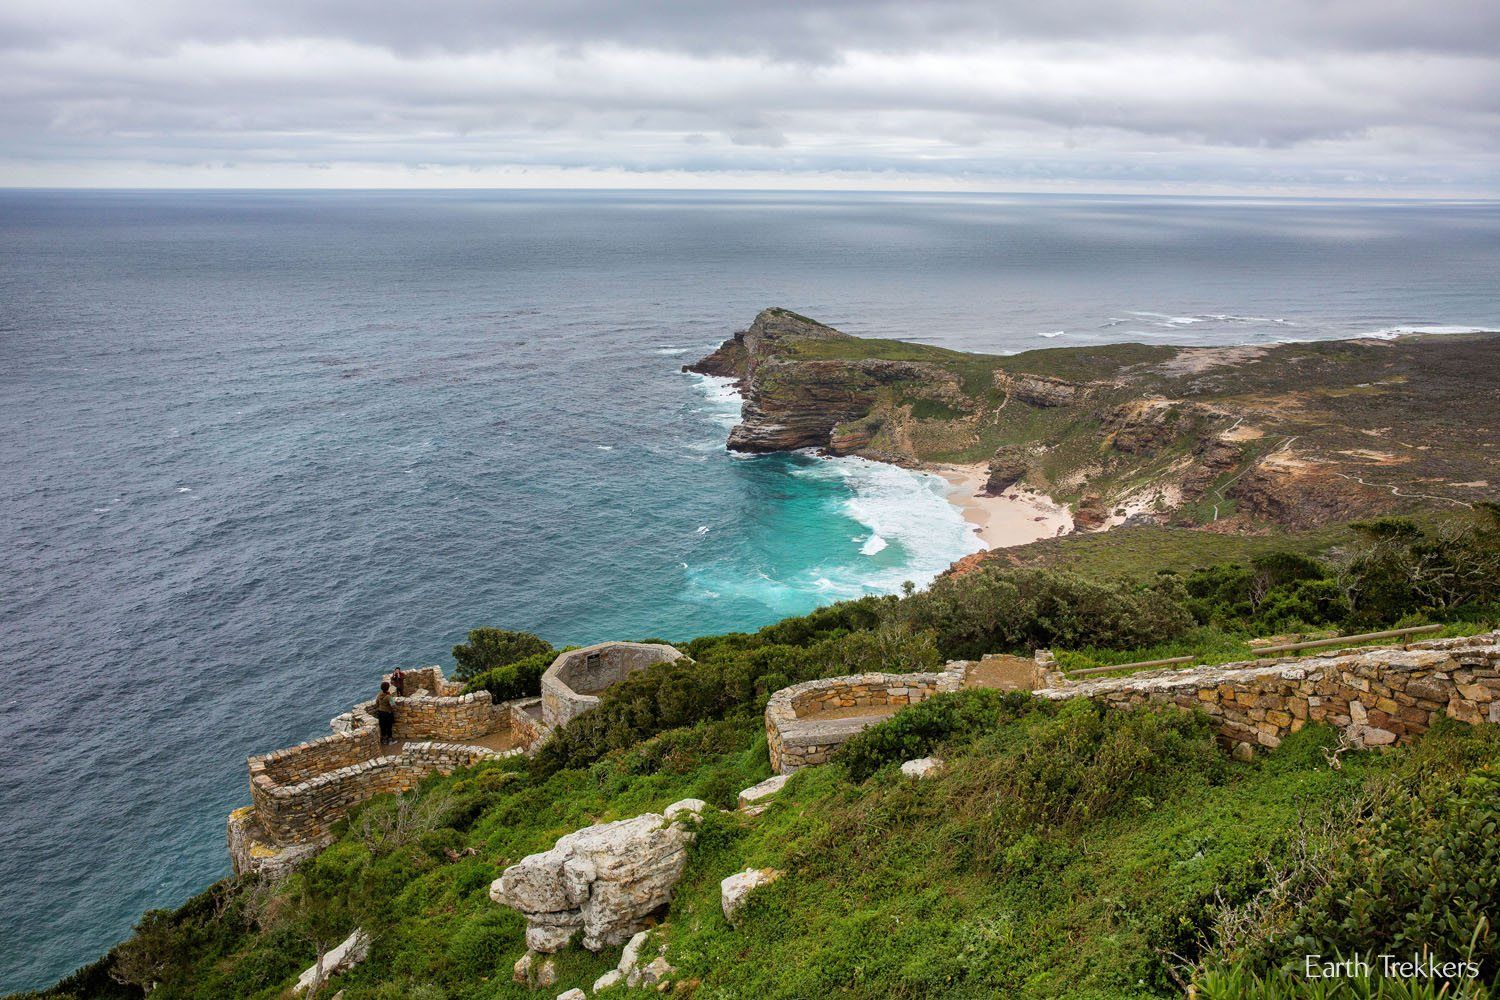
left=688, top=307, right=1500, bottom=544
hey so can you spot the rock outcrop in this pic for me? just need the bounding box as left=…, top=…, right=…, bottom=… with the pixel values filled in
left=294, top=929, right=369, bottom=995
left=491, top=800, right=706, bottom=952
left=983, top=445, right=1032, bottom=495
left=993, top=370, right=1091, bottom=407
left=721, top=868, right=783, bottom=926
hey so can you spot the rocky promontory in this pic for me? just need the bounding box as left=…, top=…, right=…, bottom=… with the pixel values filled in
left=690, top=308, right=1500, bottom=535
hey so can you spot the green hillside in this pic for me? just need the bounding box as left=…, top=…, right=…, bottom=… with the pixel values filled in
left=23, top=510, right=1500, bottom=1000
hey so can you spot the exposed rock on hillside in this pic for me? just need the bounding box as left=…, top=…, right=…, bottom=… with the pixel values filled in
left=994, top=370, right=1094, bottom=407
left=490, top=800, right=705, bottom=952
left=983, top=445, right=1032, bottom=495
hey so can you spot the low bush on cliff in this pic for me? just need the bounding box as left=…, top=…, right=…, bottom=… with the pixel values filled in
left=450, top=628, right=552, bottom=682
left=889, top=565, right=1195, bottom=660
left=835, top=688, right=1034, bottom=781
left=459, top=649, right=563, bottom=703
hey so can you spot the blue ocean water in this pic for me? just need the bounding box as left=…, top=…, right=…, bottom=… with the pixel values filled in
left=1, top=190, right=1498, bottom=991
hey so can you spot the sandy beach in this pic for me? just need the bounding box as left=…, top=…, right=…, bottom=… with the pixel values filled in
left=930, top=463, right=1074, bottom=550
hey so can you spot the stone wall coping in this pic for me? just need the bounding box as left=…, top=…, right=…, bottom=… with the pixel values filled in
left=762, top=631, right=1500, bottom=775
left=765, top=662, right=969, bottom=725
left=253, top=741, right=517, bottom=799
left=1043, top=631, right=1500, bottom=701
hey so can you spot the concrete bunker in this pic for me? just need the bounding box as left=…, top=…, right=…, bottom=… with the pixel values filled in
left=541, top=641, right=686, bottom=729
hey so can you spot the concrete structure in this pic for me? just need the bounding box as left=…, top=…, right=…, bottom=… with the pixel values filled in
left=764, top=632, right=1500, bottom=773
left=540, top=641, right=686, bottom=729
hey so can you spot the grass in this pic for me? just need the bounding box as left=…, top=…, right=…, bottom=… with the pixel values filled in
left=28, top=690, right=1500, bottom=1000
left=1054, top=619, right=1498, bottom=678
left=991, top=523, right=1356, bottom=580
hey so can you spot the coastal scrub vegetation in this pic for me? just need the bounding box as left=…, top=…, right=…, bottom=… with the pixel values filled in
left=451, top=629, right=553, bottom=683
left=21, top=508, right=1500, bottom=1000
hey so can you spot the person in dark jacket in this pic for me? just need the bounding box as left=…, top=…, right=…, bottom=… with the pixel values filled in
left=375, top=682, right=396, bottom=745
left=390, top=666, right=406, bottom=696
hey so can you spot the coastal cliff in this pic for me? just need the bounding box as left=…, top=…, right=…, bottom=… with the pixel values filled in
left=690, top=308, right=1500, bottom=534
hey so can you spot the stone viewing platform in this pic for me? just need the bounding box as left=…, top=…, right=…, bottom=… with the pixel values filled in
left=766, top=632, right=1500, bottom=773
left=229, top=664, right=544, bottom=874
left=228, top=645, right=683, bottom=874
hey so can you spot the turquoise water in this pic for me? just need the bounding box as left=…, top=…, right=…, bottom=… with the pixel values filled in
left=2, top=190, right=1499, bottom=991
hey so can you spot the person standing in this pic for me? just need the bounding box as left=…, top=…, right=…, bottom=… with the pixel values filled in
left=390, top=666, right=406, bottom=696
left=374, top=681, right=396, bottom=745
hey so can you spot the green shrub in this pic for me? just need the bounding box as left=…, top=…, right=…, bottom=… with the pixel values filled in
left=836, top=689, right=1034, bottom=782
left=1271, top=766, right=1500, bottom=981
left=460, top=649, right=561, bottom=702
left=891, top=566, right=1195, bottom=659
left=1195, top=961, right=1493, bottom=999
left=451, top=628, right=552, bottom=681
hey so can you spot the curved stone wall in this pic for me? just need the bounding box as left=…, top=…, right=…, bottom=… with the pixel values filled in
left=766, top=664, right=968, bottom=773
left=249, top=740, right=514, bottom=846
left=541, top=641, right=686, bottom=729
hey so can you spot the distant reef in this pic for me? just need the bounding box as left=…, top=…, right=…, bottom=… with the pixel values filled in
left=688, top=307, right=1500, bottom=535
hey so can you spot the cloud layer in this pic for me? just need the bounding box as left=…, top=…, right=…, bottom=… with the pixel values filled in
left=3, top=0, right=1498, bottom=193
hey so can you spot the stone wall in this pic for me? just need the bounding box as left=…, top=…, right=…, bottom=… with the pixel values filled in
left=761, top=633, right=1500, bottom=775
left=334, top=666, right=502, bottom=743
left=508, top=697, right=547, bottom=751
left=254, top=728, right=380, bottom=786
left=767, top=664, right=967, bottom=773
left=391, top=690, right=496, bottom=742
left=1051, top=632, right=1500, bottom=756
left=250, top=740, right=515, bottom=844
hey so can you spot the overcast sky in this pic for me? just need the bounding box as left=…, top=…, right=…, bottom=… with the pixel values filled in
left=3, top=0, right=1499, bottom=194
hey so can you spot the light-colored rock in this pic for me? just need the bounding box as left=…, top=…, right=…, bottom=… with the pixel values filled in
left=513, top=952, right=533, bottom=985
left=663, top=798, right=708, bottom=822
left=1232, top=741, right=1255, bottom=762
left=593, top=968, right=624, bottom=992
left=617, top=929, right=676, bottom=988
left=737, top=774, right=789, bottom=810
left=535, top=956, right=558, bottom=989
left=1361, top=726, right=1398, bottom=746
left=900, top=757, right=943, bottom=778
left=492, top=811, right=694, bottom=952
left=294, top=929, right=369, bottom=994
left=556, top=990, right=587, bottom=1000
left=526, top=921, right=579, bottom=953
left=633, top=955, right=675, bottom=987
left=617, top=929, right=651, bottom=973
left=720, top=868, right=783, bottom=926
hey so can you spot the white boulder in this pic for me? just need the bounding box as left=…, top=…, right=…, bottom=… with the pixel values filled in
left=737, top=774, right=789, bottom=811
left=294, top=928, right=370, bottom=994
left=901, top=757, right=944, bottom=779
left=491, top=809, right=697, bottom=952
left=556, top=990, right=587, bottom=1000
left=720, top=868, right=783, bottom=926
left=592, top=968, right=624, bottom=991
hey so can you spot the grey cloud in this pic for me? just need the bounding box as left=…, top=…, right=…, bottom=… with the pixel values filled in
left=0, top=0, right=1496, bottom=192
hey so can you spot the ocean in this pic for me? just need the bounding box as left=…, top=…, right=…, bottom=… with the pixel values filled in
left=2, top=189, right=1498, bottom=991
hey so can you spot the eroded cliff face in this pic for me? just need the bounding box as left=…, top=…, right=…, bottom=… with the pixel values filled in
left=689, top=308, right=1500, bottom=535
left=686, top=307, right=964, bottom=455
